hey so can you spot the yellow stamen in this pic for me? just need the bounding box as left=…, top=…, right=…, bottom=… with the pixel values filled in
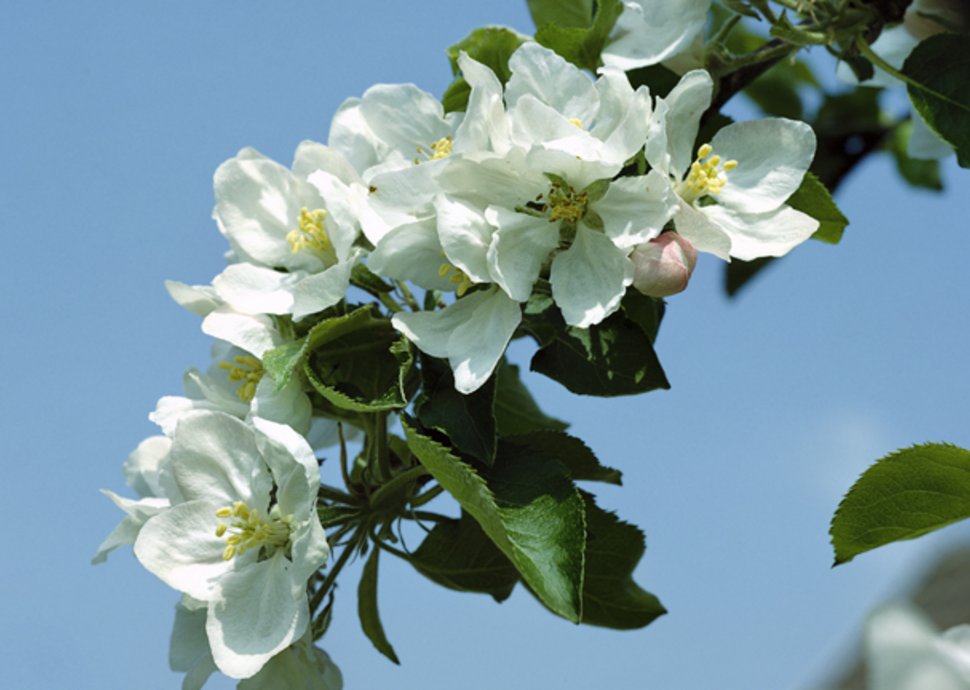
left=214, top=501, right=295, bottom=562
left=568, top=117, right=583, bottom=129
left=679, top=143, right=739, bottom=202
left=547, top=180, right=588, bottom=224
left=219, top=355, right=264, bottom=402
left=286, top=207, right=335, bottom=263
left=414, top=136, right=454, bottom=164
left=438, top=258, right=473, bottom=297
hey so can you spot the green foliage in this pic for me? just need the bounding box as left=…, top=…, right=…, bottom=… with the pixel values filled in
left=578, top=493, right=666, bottom=629
left=786, top=172, right=849, bottom=244
left=831, top=443, right=970, bottom=565
left=527, top=0, right=594, bottom=29
left=410, top=512, right=519, bottom=602
left=494, top=360, right=569, bottom=437
left=415, top=354, right=497, bottom=465
left=442, top=27, right=528, bottom=113
left=534, top=0, right=623, bottom=72
left=501, top=431, right=622, bottom=485
left=358, top=548, right=400, bottom=664
left=903, top=33, right=970, bottom=168
left=300, top=307, right=415, bottom=412
left=526, top=295, right=670, bottom=397
left=888, top=120, right=944, bottom=191
left=404, top=421, right=587, bottom=622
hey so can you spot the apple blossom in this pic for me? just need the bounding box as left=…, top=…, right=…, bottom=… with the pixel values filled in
left=601, top=0, right=711, bottom=72
left=631, top=232, right=697, bottom=298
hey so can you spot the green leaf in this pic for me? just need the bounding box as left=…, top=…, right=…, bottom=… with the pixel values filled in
left=351, top=263, right=394, bottom=294
left=262, top=339, right=307, bottom=392
left=621, top=291, right=665, bottom=344
left=888, top=120, right=944, bottom=191
left=903, top=33, right=970, bottom=167
left=358, top=547, right=400, bottom=664
left=442, top=27, right=528, bottom=113
left=528, top=301, right=670, bottom=397
left=415, top=354, right=497, bottom=465
left=410, top=512, right=519, bottom=602
left=527, top=0, right=594, bottom=29
left=535, top=0, right=624, bottom=71
left=579, top=493, right=666, bottom=629
left=494, top=360, right=569, bottom=437
left=724, top=257, right=775, bottom=297
left=404, top=420, right=586, bottom=622
left=501, top=431, right=622, bottom=485
left=786, top=171, right=849, bottom=245
left=302, top=307, right=414, bottom=412
left=830, top=443, right=970, bottom=565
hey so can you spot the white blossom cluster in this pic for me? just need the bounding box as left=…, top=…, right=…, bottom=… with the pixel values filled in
left=95, top=27, right=820, bottom=688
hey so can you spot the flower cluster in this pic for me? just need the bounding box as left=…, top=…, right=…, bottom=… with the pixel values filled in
left=96, top=35, right=820, bottom=688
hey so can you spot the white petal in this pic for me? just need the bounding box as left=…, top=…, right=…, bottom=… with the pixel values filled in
left=368, top=218, right=455, bottom=291
left=250, top=375, right=313, bottom=438
left=327, top=97, right=384, bottom=173
left=290, top=257, right=356, bottom=321
left=123, top=435, right=173, bottom=498
left=359, top=83, right=451, bottom=158
left=711, top=118, right=816, bottom=214
left=601, top=0, right=710, bottom=71
left=165, top=280, right=221, bottom=317
left=510, top=95, right=602, bottom=162
left=288, top=515, right=329, bottom=589
left=206, top=555, right=308, bottom=679
left=151, top=395, right=206, bottom=437
left=454, top=51, right=511, bottom=155
left=134, top=500, right=236, bottom=601
left=672, top=199, right=731, bottom=260
left=506, top=42, right=598, bottom=125
left=596, top=170, right=676, bottom=249
left=169, top=601, right=218, bottom=690
left=251, top=417, right=321, bottom=500
left=700, top=204, right=818, bottom=261
left=550, top=226, right=633, bottom=328
left=292, top=140, right=360, bottom=187
left=661, top=69, right=713, bottom=178
left=392, top=288, right=521, bottom=394
left=202, top=305, right=281, bottom=358
left=436, top=194, right=494, bottom=284
left=213, top=264, right=300, bottom=316
left=92, top=491, right=170, bottom=564
left=592, top=73, right=652, bottom=165
left=170, top=410, right=272, bottom=508
left=484, top=206, right=560, bottom=302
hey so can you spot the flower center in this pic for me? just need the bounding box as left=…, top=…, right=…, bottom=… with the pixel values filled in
left=546, top=180, right=588, bottom=224
left=568, top=117, right=584, bottom=129
left=219, top=355, right=264, bottom=402
left=215, top=500, right=295, bottom=561
left=438, top=257, right=473, bottom=297
left=679, top=143, right=738, bottom=203
left=287, top=207, right=335, bottom=263
left=414, top=136, right=453, bottom=164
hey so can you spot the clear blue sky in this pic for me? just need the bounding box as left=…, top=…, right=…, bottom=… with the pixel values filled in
left=3, top=1, right=970, bottom=688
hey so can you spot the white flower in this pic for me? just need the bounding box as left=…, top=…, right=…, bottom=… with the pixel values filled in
left=601, top=0, right=711, bottom=72
left=211, top=144, right=361, bottom=320
left=92, top=435, right=177, bottom=564
left=133, top=411, right=328, bottom=679
left=647, top=70, right=819, bottom=261
left=169, top=596, right=219, bottom=690
left=866, top=602, right=970, bottom=689
left=238, top=636, right=343, bottom=690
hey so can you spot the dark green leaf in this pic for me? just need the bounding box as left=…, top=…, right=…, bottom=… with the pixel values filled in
left=415, top=354, right=497, bottom=465
left=621, top=291, right=664, bottom=344
left=410, top=512, right=519, bottom=601
left=442, top=27, right=528, bottom=113
left=903, top=33, right=970, bottom=167
left=535, top=0, right=624, bottom=71
left=888, top=120, right=944, bottom=191
left=262, top=339, right=307, bottom=392
left=721, top=0, right=761, bottom=19
left=501, top=431, right=622, bottom=485
left=351, top=263, right=394, bottom=293
left=724, top=257, right=774, bottom=297
left=528, top=302, right=669, bottom=397
left=303, top=307, right=414, bottom=412
left=494, top=360, right=569, bottom=437
left=831, top=443, right=970, bottom=565
left=786, top=172, right=849, bottom=245
left=579, top=493, right=665, bottom=628
left=358, top=548, right=400, bottom=664
left=528, top=0, right=594, bottom=29
left=404, top=421, right=586, bottom=622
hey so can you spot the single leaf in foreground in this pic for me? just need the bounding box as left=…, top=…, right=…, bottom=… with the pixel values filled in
left=358, top=548, right=400, bottom=664
left=831, top=443, right=970, bottom=565
left=786, top=171, right=849, bottom=245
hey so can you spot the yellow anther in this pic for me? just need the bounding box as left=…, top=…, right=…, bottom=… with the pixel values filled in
left=219, top=356, right=264, bottom=402
left=568, top=117, right=583, bottom=129
left=415, top=136, right=454, bottom=164
left=286, top=207, right=335, bottom=263
left=215, top=523, right=228, bottom=538
left=546, top=180, right=588, bottom=225
left=215, top=500, right=294, bottom=562
left=679, top=144, right=739, bottom=202
left=215, top=506, right=233, bottom=518
left=223, top=545, right=236, bottom=561
left=439, top=258, right=473, bottom=296
left=438, top=262, right=451, bottom=278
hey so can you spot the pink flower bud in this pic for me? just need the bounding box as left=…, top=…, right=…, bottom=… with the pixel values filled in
left=631, top=233, right=698, bottom=298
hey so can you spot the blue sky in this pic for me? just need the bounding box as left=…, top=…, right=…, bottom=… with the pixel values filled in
left=3, top=1, right=970, bottom=688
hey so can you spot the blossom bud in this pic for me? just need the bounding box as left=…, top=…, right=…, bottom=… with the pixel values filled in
left=631, top=232, right=697, bottom=298
left=904, top=0, right=969, bottom=40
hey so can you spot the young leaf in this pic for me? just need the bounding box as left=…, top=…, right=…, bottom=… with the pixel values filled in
left=404, top=420, right=586, bottom=622
left=535, top=0, right=624, bottom=72
left=785, top=172, right=849, bottom=245
left=903, top=33, right=970, bottom=168
left=442, top=27, right=528, bottom=113
left=415, top=354, right=497, bottom=465
left=831, top=443, right=970, bottom=565
left=358, top=548, right=400, bottom=664
left=409, top=512, right=519, bottom=602
left=494, top=360, right=569, bottom=437
left=501, top=431, right=622, bottom=485
left=527, top=0, right=594, bottom=29
left=578, top=493, right=666, bottom=629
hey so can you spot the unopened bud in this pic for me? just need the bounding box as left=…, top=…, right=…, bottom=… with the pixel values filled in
left=631, top=233, right=698, bottom=298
